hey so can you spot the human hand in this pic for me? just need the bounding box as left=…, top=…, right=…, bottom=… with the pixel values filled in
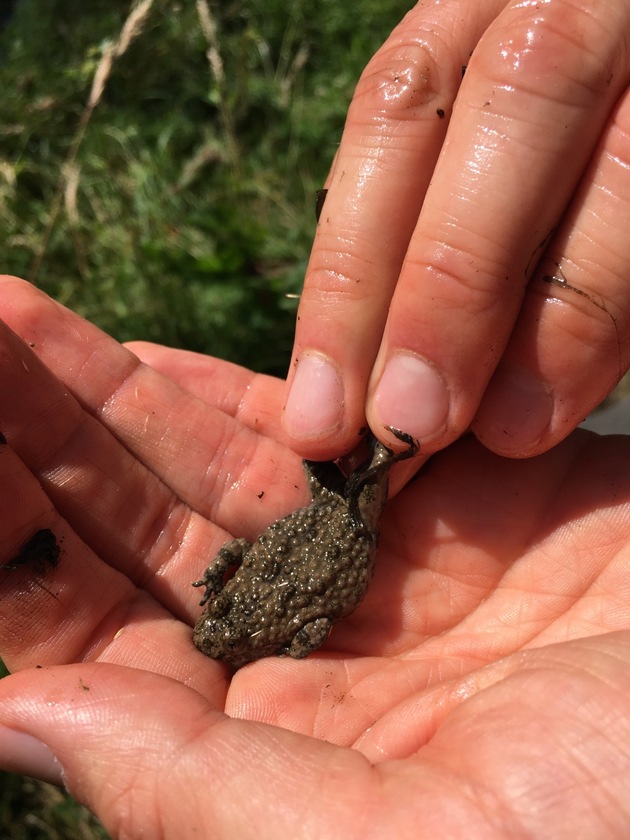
left=284, top=0, right=630, bottom=465
left=1, top=278, right=630, bottom=837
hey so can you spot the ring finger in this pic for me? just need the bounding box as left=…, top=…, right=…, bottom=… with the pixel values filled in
left=472, top=85, right=630, bottom=456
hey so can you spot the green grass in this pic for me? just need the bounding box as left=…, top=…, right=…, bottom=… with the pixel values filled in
left=0, top=775, right=110, bottom=840
left=0, top=0, right=409, bottom=834
left=0, top=0, right=410, bottom=375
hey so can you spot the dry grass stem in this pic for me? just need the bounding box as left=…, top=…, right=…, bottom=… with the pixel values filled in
left=116, top=0, right=155, bottom=56
left=195, top=0, right=240, bottom=169
left=31, top=0, right=155, bottom=280
left=87, top=43, right=115, bottom=109
left=63, top=163, right=81, bottom=227
left=196, top=0, right=224, bottom=84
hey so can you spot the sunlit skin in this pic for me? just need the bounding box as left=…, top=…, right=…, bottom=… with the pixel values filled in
left=1, top=277, right=630, bottom=837
left=284, top=0, right=630, bottom=465
left=2, top=0, right=630, bottom=834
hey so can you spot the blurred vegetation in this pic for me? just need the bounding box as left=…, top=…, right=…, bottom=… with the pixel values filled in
left=0, top=0, right=409, bottom=375
left=0, top=0, right=408, bottom=836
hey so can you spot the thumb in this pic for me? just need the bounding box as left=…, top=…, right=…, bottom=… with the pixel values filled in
left=0, top=663, right=368, bottom=839
left=0, top=663, right=221, bottom=837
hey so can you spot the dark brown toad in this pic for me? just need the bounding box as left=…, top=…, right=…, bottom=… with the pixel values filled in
left=192, top=427, right=418, bottom=669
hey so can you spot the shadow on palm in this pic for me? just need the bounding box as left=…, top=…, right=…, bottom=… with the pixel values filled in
left=228, top=429, right=630, bottom=742
left=1, top=279, right=630, bottom=758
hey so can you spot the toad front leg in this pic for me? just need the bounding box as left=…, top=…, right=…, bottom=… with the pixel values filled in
left=192, top=537, right=251, bottom=606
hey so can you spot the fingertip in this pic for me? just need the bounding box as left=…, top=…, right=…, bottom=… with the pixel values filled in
left=283, top=352, right=345, bottom=444
left=472, top=365, right=554, bottom=457
left=369, top=352, right=450, bottom=446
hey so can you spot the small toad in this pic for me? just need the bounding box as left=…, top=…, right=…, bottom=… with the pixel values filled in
left=192, top=427, right=418, bottom=669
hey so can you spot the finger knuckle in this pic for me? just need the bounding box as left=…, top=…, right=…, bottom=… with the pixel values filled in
left=473, top=0, right=629, bottom=105
left=350, top=19, right=459, bottom=124
left=305, top=245, right=386, bottom=308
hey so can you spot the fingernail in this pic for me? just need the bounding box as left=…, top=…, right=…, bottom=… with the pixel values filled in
left=372, top=353, right=449, bottom=441
left=0, top=725, right=64, bottom=786
left=284, top=353, right=344, bottom=440
left=475, top=365, right=553, bottom=454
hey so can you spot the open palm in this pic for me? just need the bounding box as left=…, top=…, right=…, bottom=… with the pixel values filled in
left=1, top=276, right=629, bottom=839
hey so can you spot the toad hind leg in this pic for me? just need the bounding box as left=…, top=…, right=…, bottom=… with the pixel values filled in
left=282, top=617, right=333, bottom=659
left=192, top=537, right=251, bottom=606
